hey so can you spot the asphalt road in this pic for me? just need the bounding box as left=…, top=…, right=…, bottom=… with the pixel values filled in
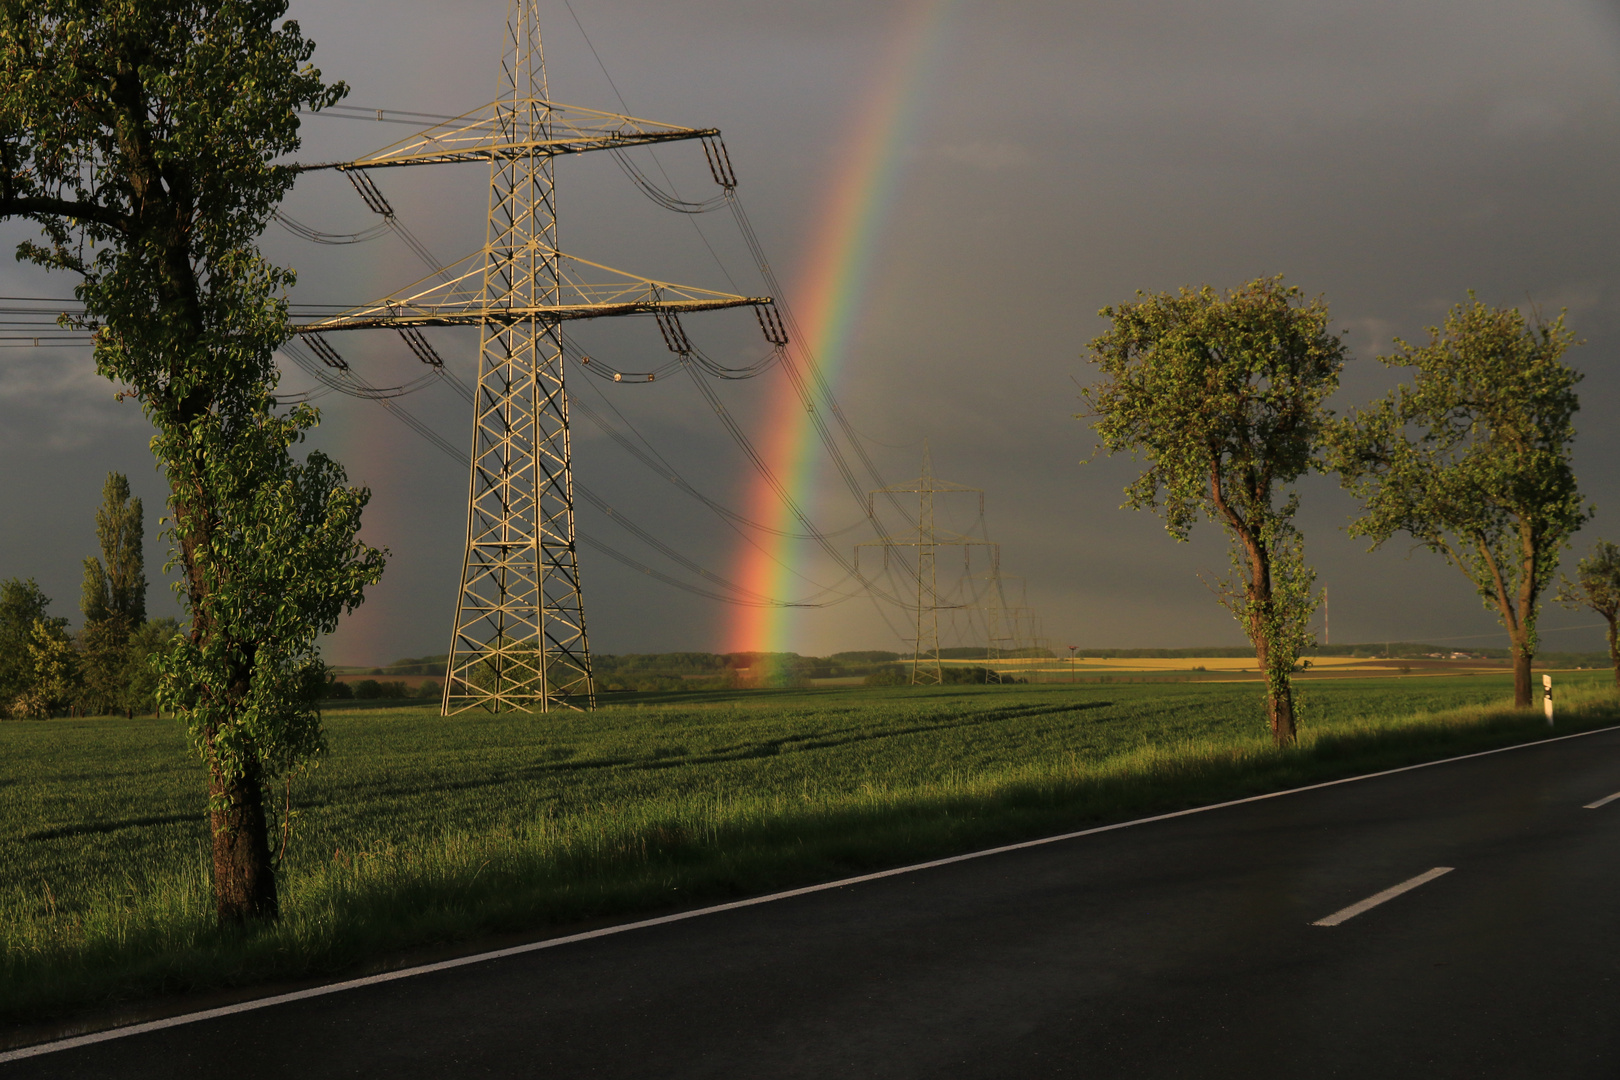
left=10, top=727, right=1620, bottom=1078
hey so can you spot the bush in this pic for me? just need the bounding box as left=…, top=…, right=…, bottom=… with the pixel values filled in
left=326, top=679, right=354, bottom=700
left=416, top=680, right=441, bottom=699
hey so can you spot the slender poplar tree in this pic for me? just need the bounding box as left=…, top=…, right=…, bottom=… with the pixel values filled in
left=82, top=472, right=146, bottom=624
left=79, top=472, right=146, bottom=715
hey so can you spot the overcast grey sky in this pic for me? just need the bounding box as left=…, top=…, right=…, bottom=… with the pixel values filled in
left=4, top=0, right=1619, bottom=665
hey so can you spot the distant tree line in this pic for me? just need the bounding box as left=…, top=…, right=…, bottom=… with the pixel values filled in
left=331, top=649, right=1056, bottom=695
left=332, top=650, right=923, bottom=693
left=1, top=474, right=179, bottom=718
left=863, top=665, right=1017, bottom=687
left=590, top=650, right=1030, bottom=690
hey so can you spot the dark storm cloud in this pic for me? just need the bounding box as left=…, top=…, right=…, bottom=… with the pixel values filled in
left=3, top=0, right=1618, bottom=663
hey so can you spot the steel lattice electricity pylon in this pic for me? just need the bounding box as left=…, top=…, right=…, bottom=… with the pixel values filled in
left=453, top=8, right=586, bottom=714
left=856, top=443, right=993, bottom=685
left=291, top=0, right=773, bottom=713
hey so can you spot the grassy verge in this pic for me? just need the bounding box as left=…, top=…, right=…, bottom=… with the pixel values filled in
left=2, top=675, right=1616, bottom=1030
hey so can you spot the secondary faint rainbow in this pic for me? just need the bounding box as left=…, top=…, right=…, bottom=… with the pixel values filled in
left=725, top=0, right=955, bottom=656
left=308, top=377, right=401, bottom=668
left=298, top=257, right=411, bottom=669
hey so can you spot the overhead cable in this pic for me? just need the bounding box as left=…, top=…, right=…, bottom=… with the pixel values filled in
left=680, top=358, right=915, bottom=609
left=281, top=338, right=850, bottom=609
left=272, top=211, right=391, bottom=245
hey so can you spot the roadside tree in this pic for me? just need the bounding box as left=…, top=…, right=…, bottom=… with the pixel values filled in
left=1556, top=539, right=1620, bottom=688
left=0, top=0, right=386, bottom=922
left=1328, top=298, right=1586, bottom=708
left=1082, top=277, right=1344, bottom=745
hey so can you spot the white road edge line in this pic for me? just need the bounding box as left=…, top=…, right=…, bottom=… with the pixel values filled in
left=4, top=721, right=1617, bottom=1065
left=1311, top=866, right=1455, bottom=927
left=1584, top=790, right=1620, bottom=809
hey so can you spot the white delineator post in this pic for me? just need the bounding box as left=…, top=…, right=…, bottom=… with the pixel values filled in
left=1543, top=673, right=1554, bottom=725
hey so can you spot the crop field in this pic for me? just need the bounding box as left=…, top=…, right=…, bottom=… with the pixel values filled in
left=2, top=672, right=1617, bottom=1028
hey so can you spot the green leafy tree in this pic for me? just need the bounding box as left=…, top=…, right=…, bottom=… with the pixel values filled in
left=1556, top=540, right=1620, bottom=689
left=0, top=578, right=62, bottom=717
left=79, top=472, right=147, bottom=715
left=77, top=616, right=132, bottom=716
left=0, top=0, right=385, bottom=922
left=1328, top=298, right=1586, bottom=708
left=17, top=617, right=79, bottom=718
left=81, top=471, right=146, bottom=626
left=1082, top=277, right=1344, bottom=745
left=116, top=616, right=180, bottom=715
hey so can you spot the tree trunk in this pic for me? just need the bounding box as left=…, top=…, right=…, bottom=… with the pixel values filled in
left=1268, top=677, right=1297, bottom=746
left=1511, top=641, right=1532, bottom=709
left=208, top=755, right=278, bottom=925
left=1607, top=616, right=1619, bottom=691
left=1250, top=634, right=1297, bottom=747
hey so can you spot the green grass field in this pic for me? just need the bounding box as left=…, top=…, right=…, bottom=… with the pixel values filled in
left=3, top=673, right=1617, bottom=1029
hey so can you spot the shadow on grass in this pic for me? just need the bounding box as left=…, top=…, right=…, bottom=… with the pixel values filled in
left=24, top=814, right=199, bottom=843
left=3, top=696, right=1616, bottom=1035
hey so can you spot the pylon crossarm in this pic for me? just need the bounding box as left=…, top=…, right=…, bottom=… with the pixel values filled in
left=290, top=245, right=768, bottom=333
left=295, top=99, right=719, bottom=172
left=294, top=297, right=767, bottom=332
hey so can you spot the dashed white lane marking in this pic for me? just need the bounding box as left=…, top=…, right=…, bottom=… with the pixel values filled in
left=1312, top=867, right=1455, bottom=927
left=1584, top=790, right=1620, bottom=809
left=3, top=722, right=1617, bottom=1064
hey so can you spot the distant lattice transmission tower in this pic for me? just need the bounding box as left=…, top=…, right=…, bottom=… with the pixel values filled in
left=291, top=0, right=774, bottom=713
left=857, top=444, right=995, bottom=685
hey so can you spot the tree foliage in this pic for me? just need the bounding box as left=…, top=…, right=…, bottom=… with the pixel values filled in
left=1328, top=297, right=1586, bottom=707
left=0, top=578, right=62, bottom=716
left=81, top=472, right=145, bottom=625
left=0, top=0, right=384, bottom=922
left=19, top=617, right=78, bottom=718
left=1083, top=277, right=1344, bottom=745
left=1556, top=539, right=1620, bottom=688
left=78, top=471, right=147, bottom=715
left=76, top=614, right=131, bottom=716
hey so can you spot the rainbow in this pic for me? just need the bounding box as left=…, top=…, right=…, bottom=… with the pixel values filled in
left=724, top=0, right=955, bottom=657
left=303, top=254, right=414, bottom=668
